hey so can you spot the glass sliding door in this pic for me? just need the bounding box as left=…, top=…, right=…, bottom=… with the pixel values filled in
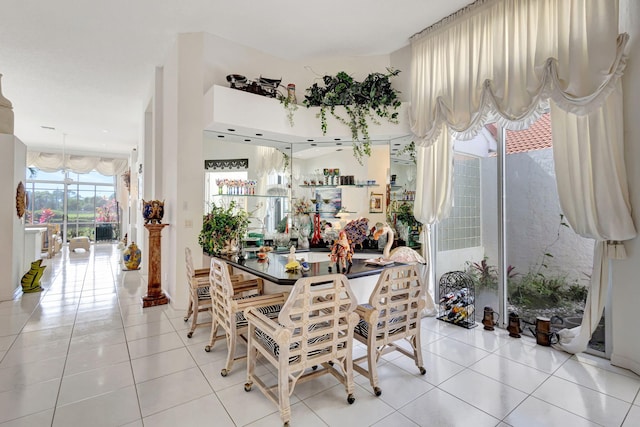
left=26, top=168, right=119, bottom=243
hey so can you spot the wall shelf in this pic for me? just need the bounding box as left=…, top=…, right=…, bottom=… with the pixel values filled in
left=300, top=184, right=380, bottom=188
left=212, top=194, right=287, bottom=198
left=203, top=85, right=411, bottom=143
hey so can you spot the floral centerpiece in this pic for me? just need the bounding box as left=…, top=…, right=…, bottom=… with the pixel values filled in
left=199, top=200, right=250, bottom=256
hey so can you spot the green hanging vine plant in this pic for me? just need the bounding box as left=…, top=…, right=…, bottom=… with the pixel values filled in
left=396, top=141, right=417, bottom=164
left=303, top=68, right=402, bottom=165
left=278, top=94, right=298, bottom=127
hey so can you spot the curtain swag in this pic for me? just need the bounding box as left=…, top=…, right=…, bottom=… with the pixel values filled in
left=27, top=151, right=128, bottom=176
left=410, top=0, right=628, bottom=147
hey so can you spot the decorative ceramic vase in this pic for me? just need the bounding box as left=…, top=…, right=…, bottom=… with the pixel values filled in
left=287, top=83, right=297, bottom=104
left=123, top=242, right=142, bottom=270
left=0, top=74, right=14, bottom=135
left=142, top=199, right=164, bottom=224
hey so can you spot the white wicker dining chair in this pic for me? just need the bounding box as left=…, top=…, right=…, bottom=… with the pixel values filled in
left=353, top=264, right=426, bottom=396
left=206, top=257, right=288, bottom=377
left=244, top=274, right=359, bottom=426
left=184, top=247, right=212, bottom=339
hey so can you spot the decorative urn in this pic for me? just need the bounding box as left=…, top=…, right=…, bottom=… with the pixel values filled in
left=142, top=199, right=164, bottom=224
left=123, top=242, right=142, bottom=270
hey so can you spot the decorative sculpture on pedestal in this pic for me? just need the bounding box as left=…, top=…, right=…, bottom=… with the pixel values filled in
left=142, top=223, right=170, bottom=307
left=142, top=199, right=164, bottom=224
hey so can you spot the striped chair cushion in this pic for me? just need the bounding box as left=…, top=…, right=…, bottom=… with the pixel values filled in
left=255, top=321, right=345, bottom=363
left=235, top=302, right=283, bottom=328
left=196, top=286, right=210, bottom=300
left=354, top=304, right=407, bottom=339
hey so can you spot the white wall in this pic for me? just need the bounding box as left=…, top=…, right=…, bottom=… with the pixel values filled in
left=612, top=0, right=640, bottom=374
left=156, top=33, right=206, bottom=309
left=293, top=144, right=389, bottom=225
left=0, top=135, right=26, bottom=300
left=505, top=149, right=594, bottom=284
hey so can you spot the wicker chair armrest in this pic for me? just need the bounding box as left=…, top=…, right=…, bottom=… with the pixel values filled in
left=190, top=276, right=210, bottom=289
left=229, top=273, right=247, bottom=283
left=232, top=277, right=263, bottom=295
left=355, top=304, right=378, bottom=324
left=232, top=292, right=288, bottom=311
left=245, top=306, right=284, bottom=338
left=194, top=268, right=210, bottom=277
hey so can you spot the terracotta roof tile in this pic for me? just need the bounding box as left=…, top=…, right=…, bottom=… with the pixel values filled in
left=506, top=113, right=552, bottom=154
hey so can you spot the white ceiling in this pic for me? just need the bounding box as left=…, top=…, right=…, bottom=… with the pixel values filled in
left=0, top=0, right=471, bottom=158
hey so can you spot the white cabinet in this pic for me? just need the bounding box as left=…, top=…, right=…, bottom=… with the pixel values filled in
left=24, top=227, right=46, bottom=273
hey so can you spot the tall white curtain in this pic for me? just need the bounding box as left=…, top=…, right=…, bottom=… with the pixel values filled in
left=414, top=132, right=454, bottom=312
left=27, top=151, right=128, bottom=176
left=550, top=82, right=635, bottom=352
left=410, top=0, right=636, bottom=353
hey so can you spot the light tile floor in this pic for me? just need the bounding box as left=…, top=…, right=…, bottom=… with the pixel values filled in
left=1, top=244, right=639, bottom=426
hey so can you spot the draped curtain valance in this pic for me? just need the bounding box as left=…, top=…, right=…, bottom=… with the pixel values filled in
left=27, top=151, right=128, bottom=176
left=410, top=0, right=626, bottom=145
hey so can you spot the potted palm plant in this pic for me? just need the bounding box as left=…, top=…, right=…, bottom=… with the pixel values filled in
left=199, top=200, right=250, bottom=256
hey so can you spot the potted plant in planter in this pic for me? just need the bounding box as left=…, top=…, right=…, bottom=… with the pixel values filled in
left=199, top=200, right=250, bottom=256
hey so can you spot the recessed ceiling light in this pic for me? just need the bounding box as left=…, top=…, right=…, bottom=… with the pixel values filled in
left=307, top=139, right=314, bottom=142
left=310, top=143, right=317, bottom=146
left=244, top=139, right=251, bottom=142
left=336, top=142, right=342, bottom=146
left=336, top=149, right=343, bottom=151
left=334, top=138, right=341, bottom=141
left=228, top=128, right=235, bottom=132
left=394, top=143, right=401, bottom=146
left=285, top=147, right=291, bottom=150
left=255, top=133, right=263, bottom=136
left=40, top=126, right=55, bottom=130
left=218, top=135, right=224, bottom=138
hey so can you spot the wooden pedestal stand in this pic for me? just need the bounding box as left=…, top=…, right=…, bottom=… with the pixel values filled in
left=142, top=223, right=170, bottom=308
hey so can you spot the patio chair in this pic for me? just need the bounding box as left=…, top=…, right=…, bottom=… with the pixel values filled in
left=353, top=264, right=426, bottom=396
left=244, top=274, right=359, bottom=426
left=206, top=257, right=288, bottom=377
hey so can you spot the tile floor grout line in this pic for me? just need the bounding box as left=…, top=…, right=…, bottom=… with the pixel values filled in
left=49, top=245, right=95, bottom=426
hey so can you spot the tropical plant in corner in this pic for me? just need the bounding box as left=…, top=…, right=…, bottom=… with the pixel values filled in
left=303, top=68, right=402, bottom=165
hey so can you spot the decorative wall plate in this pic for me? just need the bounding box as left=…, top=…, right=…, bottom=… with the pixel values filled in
left=16, top=181, right=26, bottom=218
